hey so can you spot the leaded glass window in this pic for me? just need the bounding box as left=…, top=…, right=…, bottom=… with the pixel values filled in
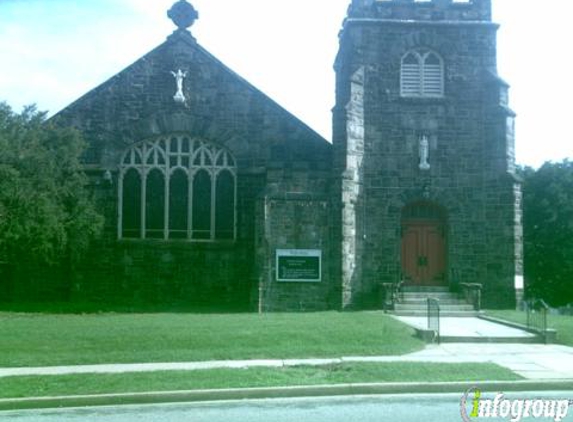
left=119, top=135, right=237, bottom=241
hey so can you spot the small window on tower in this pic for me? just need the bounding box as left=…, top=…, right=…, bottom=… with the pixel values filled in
left=401, top=50, right=444, bottom=98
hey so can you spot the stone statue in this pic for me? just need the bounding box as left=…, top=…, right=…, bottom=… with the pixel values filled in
left=171, top=69, right=187, bottom=104
left=419, top=134, right=430, bottom=170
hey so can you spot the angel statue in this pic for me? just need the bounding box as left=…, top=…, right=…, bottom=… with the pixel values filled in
left=171, top=69, right=188, bottom=104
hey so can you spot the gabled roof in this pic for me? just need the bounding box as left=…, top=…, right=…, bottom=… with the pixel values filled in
left=53, top=26, right=331, bottom=168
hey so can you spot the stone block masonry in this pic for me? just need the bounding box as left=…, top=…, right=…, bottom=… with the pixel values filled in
left=5, top=0, right=520, bottom=312
left=334, top=0, right=521, bottom=309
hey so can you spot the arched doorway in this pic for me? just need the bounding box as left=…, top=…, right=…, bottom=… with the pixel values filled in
left=401, top=202, right=447, bottom=286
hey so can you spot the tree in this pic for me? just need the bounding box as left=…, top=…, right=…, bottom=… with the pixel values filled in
left=0, top=103, right=103, bottom=291
left=522, top=160, right=573, bottom=307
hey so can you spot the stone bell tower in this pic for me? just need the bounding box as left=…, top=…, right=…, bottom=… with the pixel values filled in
left=333, top=0, right=522, bottom=309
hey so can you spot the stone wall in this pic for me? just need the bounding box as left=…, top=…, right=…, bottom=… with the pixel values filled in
left=42, top=27, right=332, bottom=309
left=256, top=167, right=335, bottom=312
left=350, top=0, right=492, bottom=22
left=70, top=238, right=253, bottom=309
left=53, top=169, right=267, bottom=309
left=334, top=0, right=521, bottom=309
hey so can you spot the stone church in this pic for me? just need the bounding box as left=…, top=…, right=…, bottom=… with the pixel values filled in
left=51, top=0, right=522, bottom=311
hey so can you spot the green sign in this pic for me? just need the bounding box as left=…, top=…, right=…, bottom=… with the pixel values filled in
left=276, top=249, right=321, bottom=282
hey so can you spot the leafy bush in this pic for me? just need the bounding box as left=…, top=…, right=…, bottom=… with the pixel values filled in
left=0, top=103, right=103, bottom=270
left=522, top=161, right=573, bottom=306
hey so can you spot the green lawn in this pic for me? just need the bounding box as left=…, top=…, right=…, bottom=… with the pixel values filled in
left=0, top=311, right=424, bottom=367
left=0, top=362, right=521, bottom=399
left=486, top=310, right=573, bottom=347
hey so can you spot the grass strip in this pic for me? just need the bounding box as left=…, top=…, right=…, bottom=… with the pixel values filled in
left=486, top=310, right=573, bottom=347
left=0, top=363, right=521, bottom=399
left=0, top=311, right=424, bottom=367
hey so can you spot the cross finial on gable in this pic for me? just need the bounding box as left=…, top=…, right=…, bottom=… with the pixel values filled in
left=168, top=0, right=199, bottom=31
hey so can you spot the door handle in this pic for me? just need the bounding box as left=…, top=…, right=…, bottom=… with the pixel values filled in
left=418, top=256, right=428, bottom=267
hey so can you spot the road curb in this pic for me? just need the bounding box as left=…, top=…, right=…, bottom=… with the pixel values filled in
left=1, top=380, right=573, bottom=412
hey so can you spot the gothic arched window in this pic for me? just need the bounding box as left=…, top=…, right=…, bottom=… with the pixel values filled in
left=192, top=170, right=212, bottom=240
left=215, top=170, right=236, bottom=240
left=169, top=169, right=188, bottom=239
left=400, top=50, right=444, bottom=98
left=145, top=169, right=165, bottom=239
left=121, top=168, right=141, bottom=239
left=119, top=136, right=237, bottom=241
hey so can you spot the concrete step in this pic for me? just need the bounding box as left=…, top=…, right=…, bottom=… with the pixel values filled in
left=400, top=298, right=465, bottom=305
left=395, top=304, right=475, bottom=312
left=401, top=292, right=458, bottom=300
left=392, top=310, right=480, bottom=317
left=395, top=288, right=475, bottom=317
left=401, top=286, right=450, bottom=293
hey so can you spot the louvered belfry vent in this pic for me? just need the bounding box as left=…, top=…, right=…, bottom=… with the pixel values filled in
left=400, top=50, right=444, bottom=98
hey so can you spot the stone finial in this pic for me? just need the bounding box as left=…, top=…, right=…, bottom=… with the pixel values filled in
left=168, top=0, right=199, bottom=31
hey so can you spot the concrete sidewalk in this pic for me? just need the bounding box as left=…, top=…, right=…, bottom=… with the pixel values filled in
left=1, top=343, right=572, bottom=380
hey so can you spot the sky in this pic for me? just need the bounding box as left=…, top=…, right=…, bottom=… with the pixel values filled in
left=0, top=0, right=571, bottom=168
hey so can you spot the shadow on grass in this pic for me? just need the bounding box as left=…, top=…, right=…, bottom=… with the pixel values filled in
left=0, top=301, right=253, bottom=315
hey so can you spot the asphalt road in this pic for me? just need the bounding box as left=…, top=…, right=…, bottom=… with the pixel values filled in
left=1, top=392, right=572, bottom=422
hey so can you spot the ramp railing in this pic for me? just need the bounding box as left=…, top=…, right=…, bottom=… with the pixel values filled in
left=427, top=297, right=440, bottom=344
left=526, top=298, right=549, bottom=343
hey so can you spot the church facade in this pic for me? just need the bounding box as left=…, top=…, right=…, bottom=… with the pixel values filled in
left=50, top=0, right=522, bottom=310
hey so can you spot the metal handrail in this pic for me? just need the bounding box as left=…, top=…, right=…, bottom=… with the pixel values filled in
left=527, top=298, right=549, bottom=343
left=427, top=297, right=440, bottom=344
left=459, top=282, right=482, bottom=311
left=395, top=280, right=404, bottom=304
left=382, top=280, right=405, bottom=312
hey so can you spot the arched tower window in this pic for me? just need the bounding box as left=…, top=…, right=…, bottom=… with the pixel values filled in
left=118, top=135, right=237, bottom=241
left=400, top=50, right=444, bottom=98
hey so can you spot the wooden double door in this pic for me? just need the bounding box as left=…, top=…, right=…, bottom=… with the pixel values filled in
left=401, top=220, right=447, bottom=286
